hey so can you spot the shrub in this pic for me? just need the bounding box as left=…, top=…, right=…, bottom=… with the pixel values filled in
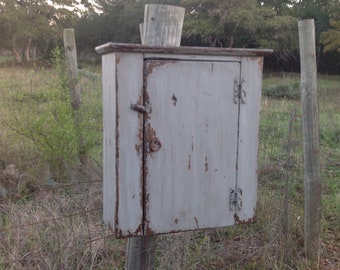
left=262, top=81, right=300, bottom=99
left=4, top=48, right=81, bottom=182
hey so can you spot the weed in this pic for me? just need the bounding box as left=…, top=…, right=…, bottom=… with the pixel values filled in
left=0, top=71, right=339, bottom=269
left=1, top=49, right=102, bottom=183
left=262, top=81, right=300, bottom=99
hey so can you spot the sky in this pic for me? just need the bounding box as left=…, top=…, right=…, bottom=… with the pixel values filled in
left=46, top=0, right=93, bottom=12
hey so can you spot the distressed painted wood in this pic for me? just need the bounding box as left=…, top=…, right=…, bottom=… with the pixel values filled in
left=102, top=53, right=117, bottom=230
left=126, top=6, right=186, bottom=269
left=99, top=43, right=269, bottom=237
left=102, top=52, right=144, bottom=237
left=144, top=59, right=240, bottom=234
left=95, top=42, right=273, bottom=57
left=236, top=57, right=264, bottom=223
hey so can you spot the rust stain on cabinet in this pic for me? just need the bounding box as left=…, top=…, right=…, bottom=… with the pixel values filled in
left=234, top=213, right=257, bottom=225
left=145, top=60, right=177, bottom=75
left=116, top=223, right=143, bottom=238
left=145, top=123, right=157, bottom=144
left=98, top=44, right=270, bottom=237
left=134, top=92, right=144, bottom=156
left=204, top=156, right=209, bottom=172
left=257, top=57, right=264, bottom=72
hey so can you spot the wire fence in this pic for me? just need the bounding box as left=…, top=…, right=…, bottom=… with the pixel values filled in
left=0, top=70, right=339, bottom=269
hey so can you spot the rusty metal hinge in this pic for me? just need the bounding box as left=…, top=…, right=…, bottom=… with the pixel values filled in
left=233, top=79, right=246, bottom=104
left=229, top=187, right=243, bottom=211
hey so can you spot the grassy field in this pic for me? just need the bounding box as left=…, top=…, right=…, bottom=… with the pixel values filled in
left=0, top=67, right=339, bottom=269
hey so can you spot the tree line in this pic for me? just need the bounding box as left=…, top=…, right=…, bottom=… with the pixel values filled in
left=0, top=0, right=339, bottom=73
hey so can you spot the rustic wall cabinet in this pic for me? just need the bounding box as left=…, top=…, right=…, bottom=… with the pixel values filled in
left=96, top=43, right=272, bottom=237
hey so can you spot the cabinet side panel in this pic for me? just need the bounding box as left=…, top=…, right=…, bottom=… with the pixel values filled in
left=115, top=53, right=144, bottom=237
left=102, top=54, right=117, bottom=229
left=237, top=57, right=264, bottom=222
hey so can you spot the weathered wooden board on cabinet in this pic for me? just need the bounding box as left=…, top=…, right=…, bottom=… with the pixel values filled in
left=96, top=43, right=272, bottom=237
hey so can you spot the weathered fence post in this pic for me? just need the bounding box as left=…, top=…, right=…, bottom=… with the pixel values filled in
left=140, top=4, right=185, bottom=46
left=63, top=28, right=81, bottom=110
left=125, top=5, right=185, bottom=270
left=298, top=19, right=321, bottom=262
left=63, top=28, right=86, bottom=165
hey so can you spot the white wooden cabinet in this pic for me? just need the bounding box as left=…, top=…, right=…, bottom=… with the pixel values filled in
left=96, top=43, right=272, bottom=237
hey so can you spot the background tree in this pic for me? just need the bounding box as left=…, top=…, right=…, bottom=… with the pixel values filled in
left=320, top=2, right=340, bottom=53
left=0, top=0, right=339, bottom=73
left=74, top=0, right=181, bottom=59
left=0, top=0, right=78, bottom=63
left=257, top=0, right=293, bottom=15
left=182, top=0, right=298, bottom=58
left=75, top=0, right=144, bottom=52
left=182, top=0, right=262, bottom=48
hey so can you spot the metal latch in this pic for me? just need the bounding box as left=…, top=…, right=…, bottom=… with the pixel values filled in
left=229, top=187, right=243, bottom=211
left=233, top=79, right=246, bottom=104
left=130, top=103, right=151, bottom=114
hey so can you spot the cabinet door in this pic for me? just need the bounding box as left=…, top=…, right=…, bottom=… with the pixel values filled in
left=144, top=59, right=241, bottom=235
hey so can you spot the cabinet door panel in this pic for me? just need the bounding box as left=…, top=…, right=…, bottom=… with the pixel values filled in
left=144, top=60, right=240, bottom=234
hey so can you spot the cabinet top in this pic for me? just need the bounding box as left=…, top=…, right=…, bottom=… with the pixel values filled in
left=95, top=42, right=273, bottom=57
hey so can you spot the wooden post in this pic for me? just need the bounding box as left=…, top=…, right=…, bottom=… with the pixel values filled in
left=63, top=28, right=85, bottom=165
left=298, top=19, right=321, bottom=262
left=140, top=4, right=185, bottom=46
left=125, top=5, right=185, bottom=270
left=63, top=28, right=81, bottom=110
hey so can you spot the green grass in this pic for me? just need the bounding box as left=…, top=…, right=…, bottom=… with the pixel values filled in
left=259, top=72, right=340, bottom=269
left=0, top=69, right=339, bottom=269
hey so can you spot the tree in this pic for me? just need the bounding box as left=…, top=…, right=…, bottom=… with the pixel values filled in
left=182, top=0, right=298, bottom=59
left=257, top=0, right=293, bottom=15
left=320, top=2, right=340, bottom=53
left=182, top=0, right=263, bottom=47
left=75, top=0, right=144, bottom=54
left=256, top=8, right=298, bottom=61
left=291, top=0, right=339, bottom=70
left=321, top=20, right=340, bottom=53
left=0, top=0, right=78, bottom=63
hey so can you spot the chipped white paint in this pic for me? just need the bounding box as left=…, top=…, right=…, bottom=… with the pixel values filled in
left=144, top=59, right=240, bottom=234
left=236, top=57, right=264, bottom=223
left=102, top=53, right=144, bottom=237
left=98, top=43, right=270, bottom=237
left=102, top=53, right=116, bottom=230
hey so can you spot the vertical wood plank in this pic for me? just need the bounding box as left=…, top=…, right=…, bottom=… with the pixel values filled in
left=126, top=4, right=185, bottom=270
left=125, top=236, right=157, bottom=270
left=115, top=53, right=144, bottom=237
left=63, top=28, right=81, bottom=110
left=63, top=28, right=86, bottom=165
left=102, top=53, right=117, bottom=228
left=298, top=19, right=321, bottom=262
left=142, top=4, right=185, bottom=46
left=236, top=57, right=264, bottom=222
left=144, top=59, right=240, bottom=233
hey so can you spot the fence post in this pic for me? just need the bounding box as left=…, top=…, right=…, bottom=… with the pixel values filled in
left=63, top=28, right=81, bottom=110
left=298, top=19, right=321, bottom=262
left=63, top=28, right=85, bottom=165
left=125, top=5, right=185, bottom=270
left=140, top=4, right=185, bottom=46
